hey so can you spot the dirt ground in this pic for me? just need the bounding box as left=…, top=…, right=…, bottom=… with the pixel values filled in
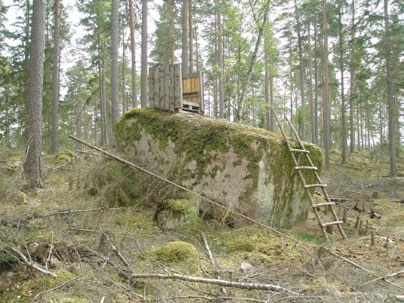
left=0, top=149, right=403, bottom=303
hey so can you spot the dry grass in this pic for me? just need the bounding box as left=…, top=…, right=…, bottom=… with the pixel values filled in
left=0, top=150, right=402, bottom=303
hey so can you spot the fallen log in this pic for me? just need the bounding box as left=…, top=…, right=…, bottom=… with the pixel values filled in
left=129, top=272, right=299, bottom=295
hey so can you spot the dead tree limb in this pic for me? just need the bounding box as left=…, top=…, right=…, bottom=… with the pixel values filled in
left=101, top=231, right=132, bottom=272
left=129, top=272, right=299, bottom=294
left=9, top=247, right=57, bottom=278
left=201, top=231, right=227, bottom=294
left=361, top=270, right=404, bottom=286
left=201, top=232, right=216, bottom=267
left=319, top=247, right=404, bottom=290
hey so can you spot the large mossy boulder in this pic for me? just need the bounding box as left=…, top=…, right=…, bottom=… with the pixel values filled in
left=114, top=109, right=322, bottom=228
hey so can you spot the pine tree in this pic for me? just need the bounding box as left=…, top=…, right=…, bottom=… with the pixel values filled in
left=24, top=0, right=46, bottom=189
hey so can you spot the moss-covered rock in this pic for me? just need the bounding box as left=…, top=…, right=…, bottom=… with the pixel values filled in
left=52, top=150, right=75, bottom=165
left=114, top=109, right=322, bottom=227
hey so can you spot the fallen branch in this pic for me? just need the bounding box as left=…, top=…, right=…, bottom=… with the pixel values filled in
left=319, top=247, right=404, bottom=290
left=201, top=231, right=226, bottom=294
left=369, top=208, right=381, bottom=219
left=361, top=270, right=404, bottom=286
left=102, top=231, right=132, bottom=271
left=9, top=247, right=57, bottom=278
left=129, top=272, right=298, bottom=294
left=201, top=232, right=216, bottom=267
left=329, top=197, right=350, bottom=202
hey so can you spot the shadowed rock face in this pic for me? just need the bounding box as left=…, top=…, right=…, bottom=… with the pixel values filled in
left=114, top=108, right=323, bottom=228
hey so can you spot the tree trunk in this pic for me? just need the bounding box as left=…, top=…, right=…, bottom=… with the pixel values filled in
left=122, top=28, right=126, bottom=113
left=269, top=52, right=275, bottom=131
left=99, top=59, right=107, bottom=147
left=307, top=23, right=315, bottom=144
left=349, top=0, right=355, bottom=154
left=128, top=0, right=137, bottom=108
left=50, top=0, right=60, bottom=154
left=24, top=0, right=46, bottom=189
left=264, top=44, right=270, bottom=131
left=322, top=0, right=330, bottom=170
left=384, top=0, right=396, bottom=176
left=189, top=0, right=193, bottom=73
left=141, top=0, right=148, bottom=108
left=5, top=86, right=10, bottom=147
left=338, top=5, right=347, bottom=164
left=294, top=0, right=306, bottom=139
left=182, top=0, right=189, bottom=75
left=0, top=0, right=2, bottom=27
left=111, top=0, right=120, bottom=126
left=75, top=84, right=83, bottom=151
left=96, top=8, right=108, bottom=147
left=170, top=0, right=175, bottom=64
left=216, top=0, right=224, bottom=119
left=237, top=0, right=270, bottom=122
left=314, top=24, right=319, bottom=145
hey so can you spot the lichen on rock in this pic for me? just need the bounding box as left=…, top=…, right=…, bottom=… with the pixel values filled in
left=114, top=109, right=322, bottom=228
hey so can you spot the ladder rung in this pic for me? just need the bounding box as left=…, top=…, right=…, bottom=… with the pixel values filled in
left=322, top=221, right=344, bottom=227
left=305, top=184, right=327, bottom=189
left=290, top=148, right=309, bottom=153
left=295, top=166, right=318, bottom=171
left=313, top=202, right=335, bottom=208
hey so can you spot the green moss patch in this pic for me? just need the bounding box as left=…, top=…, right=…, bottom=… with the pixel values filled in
left=52, top=150, right=75, bottom=165
left=212, top=225, right=284, bottom=257
left=148, top=241, right=198, bottom=264
left=154, top=199, right=203, bottom=233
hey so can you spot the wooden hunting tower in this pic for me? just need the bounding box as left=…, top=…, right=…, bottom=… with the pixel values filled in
left=149, top=64, right=204, bottom=114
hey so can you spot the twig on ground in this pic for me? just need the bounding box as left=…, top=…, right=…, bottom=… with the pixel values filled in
left=319, top=247, right=404, bottom=291
left=30, top=275, right=83, bottom=303
left=201, top=232, right=216, bottom=267
left=361, top=270, right=404, bottom=286
left=102, top=231, right=132, bottom=272
left=201, top=231, right=227, bottom=294
left=8, top=247, right=57, bottom=278
left=46, top=233, right=54, bottom=269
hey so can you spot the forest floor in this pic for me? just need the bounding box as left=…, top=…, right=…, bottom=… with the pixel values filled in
left=0, top=147, right=403, bottom=303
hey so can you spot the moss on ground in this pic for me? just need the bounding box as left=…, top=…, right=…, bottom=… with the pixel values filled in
left=148, top=241, right=198, bottom=263
left=211, top=225, right=284, bottom=258
left=146, top=241, right=200, bottom=273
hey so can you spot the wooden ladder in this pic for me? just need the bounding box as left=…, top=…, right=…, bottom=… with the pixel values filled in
left=272, top=110, right=347, bottom=242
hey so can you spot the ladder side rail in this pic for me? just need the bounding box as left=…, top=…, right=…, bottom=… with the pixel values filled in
left=272, top=108, right=345, bottom=241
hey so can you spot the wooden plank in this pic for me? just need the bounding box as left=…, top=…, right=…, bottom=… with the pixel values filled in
left=148, top=67, right=154, bottom=108
left=159, top=65, right=164, bottom=110
left=169, top=65, right=175, bottom=112
left=154, top=67, right=159, bottom=109
left=163, top=64, right=169, bottom=110
left=182, top=78, right=189, bottom=94
left=199, top=72, right=204, bottom=113
left=174, top=64, right=182, bottom=109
